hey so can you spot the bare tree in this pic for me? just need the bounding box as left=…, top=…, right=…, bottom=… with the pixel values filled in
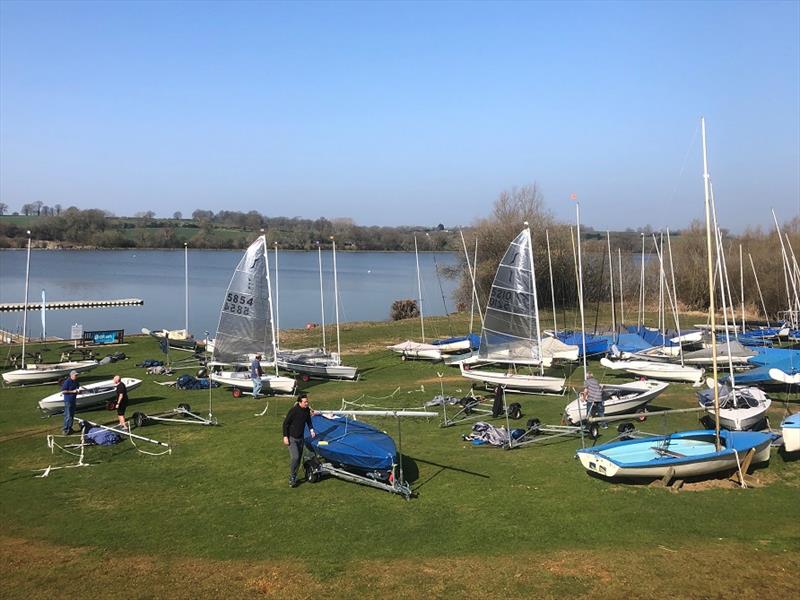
left=173, top=211, right=183, bottom=220
left=0, top=202, right=7, bottom=215
left=54, top=203, right=62, bottom=215
left=32, top=200, right=43, bottom=216
left=21, top=203, right=32, bottom=216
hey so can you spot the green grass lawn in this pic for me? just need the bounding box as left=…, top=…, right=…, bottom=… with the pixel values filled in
left=1, top=320, right=798, bottom=599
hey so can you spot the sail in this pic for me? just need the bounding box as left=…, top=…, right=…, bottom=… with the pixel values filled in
left=478, top=229, right=541, bottom=364
left=212, top=237, right=275, bottom=364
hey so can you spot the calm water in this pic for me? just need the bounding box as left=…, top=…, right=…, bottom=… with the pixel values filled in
left=0, top=249, right=459, bottom=340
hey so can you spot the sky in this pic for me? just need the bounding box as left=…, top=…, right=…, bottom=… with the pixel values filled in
left=1, top=0, right=798, bottom=232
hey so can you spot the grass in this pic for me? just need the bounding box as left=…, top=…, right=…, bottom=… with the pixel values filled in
left=1, top=317, right=798, bottom=599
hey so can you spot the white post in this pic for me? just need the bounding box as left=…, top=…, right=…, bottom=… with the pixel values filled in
left=317, top=241, right=326, bottom=352
left=546, top=229, right=558, bottom=335
left=274, top=242, right=280, bottom=348
left=575, top=203, right=588, bottom=379
left=184, top=242, right=189, bottom=334
left=638, top=233, right=646, bottom=329
left=21, top=231, right=31, bottom=368
left=414, top=235, right=425, bottom=342
left=331, top=237, right=341, bottom=360
left=618, top=248, right=625, bottom=326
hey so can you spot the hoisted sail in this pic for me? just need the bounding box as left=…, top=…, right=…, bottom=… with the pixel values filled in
left=212, top=236, right=275, bottom=364
left=478, top=229, right=541, bottom=365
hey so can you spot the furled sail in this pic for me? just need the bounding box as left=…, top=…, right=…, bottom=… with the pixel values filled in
left=212, top=236, right=275, bottom=364
left=478, top=229, right=541, bottom=364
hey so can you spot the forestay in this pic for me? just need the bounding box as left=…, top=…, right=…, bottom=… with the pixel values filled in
left=212, top=236, right=276, bottom=365
left=478, top=229, right=542, bottom=365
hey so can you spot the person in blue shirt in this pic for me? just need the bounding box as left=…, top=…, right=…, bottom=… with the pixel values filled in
left=250, top=354, right=263, bottom=398
left=61, top=370, right=81, bottom=435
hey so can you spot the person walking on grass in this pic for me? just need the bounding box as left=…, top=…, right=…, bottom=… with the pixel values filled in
left=251, top=353, right=263, bottom=398
left=581, top=372, right=606, bottom=428
left=61, top=370, right=81, bottom=435
left=113, top=375, right=129, bottom=429
left=282, top=393, right=316, bottom=487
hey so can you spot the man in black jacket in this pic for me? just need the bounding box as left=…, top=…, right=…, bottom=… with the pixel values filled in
left=282, top=393, right=316, bottom=487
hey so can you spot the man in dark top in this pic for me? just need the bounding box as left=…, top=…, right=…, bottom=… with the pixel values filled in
left=113, top=375, right=129, bottom=429
left=581, top=372, right=606, bottom=427
left=250, top=354, right=263, bottom=398
left=282, top=393, right=316, bottom=487
left=61, top=370, right=81, bottom=435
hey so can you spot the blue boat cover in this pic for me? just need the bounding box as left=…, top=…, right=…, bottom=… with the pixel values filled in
left=611, top=332, right=653, bottom=353
left=305, top=415, right=397, bottom=471
left=556, top=331, right=608, bottom=356
left=432, top=333, right=480, bottom=349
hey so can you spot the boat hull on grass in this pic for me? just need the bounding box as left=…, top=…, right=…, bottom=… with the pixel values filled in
left=305, top=414, right=397, bottom=471
left=576, top=429, right=773, bottom=480
left=782, top=414, right=800, bottom=453
left=211, top=371, right=296, bottom=395
left=388, top=340, right=442, bottom=361
left=563, top=380, right=669, bottom=425
left=277, top=358, right=358, bottom=380
left=600, top=357, right=704, bottom=384
left=38, top=377, right=142, bottom=414
left=2, top=360, right=99, bottom=385
left=459, top=363, right=564, bottom=393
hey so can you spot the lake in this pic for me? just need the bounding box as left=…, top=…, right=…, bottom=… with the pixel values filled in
left=0, top=249, right=460, bottom=340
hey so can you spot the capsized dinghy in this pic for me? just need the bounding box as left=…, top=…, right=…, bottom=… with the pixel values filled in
left=38, top=377, right=142, bottom=414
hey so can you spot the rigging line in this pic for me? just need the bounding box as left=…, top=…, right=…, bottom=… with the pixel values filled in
left=593, top=243, right=606, bottom=335
left=667, top=121, right=700, bottom=206
left=427, top=236, right=453, bottom=337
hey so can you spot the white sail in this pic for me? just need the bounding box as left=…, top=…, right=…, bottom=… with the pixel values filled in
left=212, top=236, right=275, bottom=365
left=478, top=229, right=541, bottom=365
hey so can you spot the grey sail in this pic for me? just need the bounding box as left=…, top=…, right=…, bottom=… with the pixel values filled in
left=478, top=229, right=540, bottom=364
left=212, top=236, right=275, bottom=365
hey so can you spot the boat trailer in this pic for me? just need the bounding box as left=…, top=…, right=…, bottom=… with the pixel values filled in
left=130, top=403, right=217, bottom=427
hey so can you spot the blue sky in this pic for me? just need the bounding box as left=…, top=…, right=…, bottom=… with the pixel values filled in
left=1, top=0, right=798, bottom=231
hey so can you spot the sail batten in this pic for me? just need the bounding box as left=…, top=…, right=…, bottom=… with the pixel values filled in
left=477, top=229, right=542, bottom=364
left=212, top=236, right=275, bottom=365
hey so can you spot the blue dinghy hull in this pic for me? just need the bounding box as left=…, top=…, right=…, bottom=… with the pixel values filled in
left=576, top=429, right=773, bottom=480
left=305, top=415, right=397, bottom=473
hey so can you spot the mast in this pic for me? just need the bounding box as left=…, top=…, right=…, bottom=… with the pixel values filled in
left=317, top=241, right=327, bottom=352
left=701, top=117, right=720, bottom=449
left=459, top=230, right=484, bottom=330
left=184, top=242, right=189, bottom=334
left=546, top=229, right=558, bottom=335
left=524, top=222, right=544, bottom=375
left=638, top=233, right=646, bottom=330
left=772, top=208, right=794, bottom=325
left=261, top=235, right=279, bottom=375
left=575, top=202, right=588, bottom=379
left=470, top=238, right=478, bottom=332
left=618, top=248, right=625, bottom=326
left=414, top=235, right=425, bottom=342
left=748, top=253, right=770, bottom=326
left=331, top=236, right=341, bottom=360
left=739, top=244, right=745, bottom=332
left=606, top=231, right=616, bottom=338
left=21, top=231, right=31, bottom=369
left=273, top=242, right=280, bottom=348
left=665, top=229, right=684, bottom=366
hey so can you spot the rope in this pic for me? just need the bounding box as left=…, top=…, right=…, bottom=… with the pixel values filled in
left=124, top=424, right=172, bottom=457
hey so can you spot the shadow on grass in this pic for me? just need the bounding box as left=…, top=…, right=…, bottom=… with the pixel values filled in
left=404, top=455, right=490, bottom=491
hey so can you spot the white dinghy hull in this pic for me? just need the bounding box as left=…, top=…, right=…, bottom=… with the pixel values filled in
left=38, top=377, right=142, bottom=414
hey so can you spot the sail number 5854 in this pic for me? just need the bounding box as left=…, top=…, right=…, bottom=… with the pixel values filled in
left=223, top=293, right=254, bottom=315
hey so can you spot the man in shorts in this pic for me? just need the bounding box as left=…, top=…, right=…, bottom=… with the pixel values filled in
left=113, top=375, right=129, bottom=429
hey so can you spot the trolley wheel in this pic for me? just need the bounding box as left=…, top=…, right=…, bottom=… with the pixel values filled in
left=588, top=423, right=600, bottom=440
left=232, top=387, right=242, bottom=398
left=196, top=368, right=208, bottom=378
left=177, top=403, right=191, bottom=413
left=304, top=458, right=321, bottom=483
left=301, top=374, right=311, bottom=382
left=132, top=412, right=147, bottom=428
left=401, top=354, right=407, bottom=361
left=636, top=408, right=648, bottom=422
left=526, top=418, right=541, bottom=435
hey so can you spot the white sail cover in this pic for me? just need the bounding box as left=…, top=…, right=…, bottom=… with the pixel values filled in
left=478, top=229, right=541, bottom=364
left=212, top=237, right=275, bottom=364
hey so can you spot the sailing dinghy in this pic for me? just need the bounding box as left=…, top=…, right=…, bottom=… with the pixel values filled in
left=697, top=385, right=771, bottom=431
left=459, top=227, right=566, bottom=394
left=209, top=236, right=296, bottom=395
left=781, top=414, right=800, bottom=453
left=600, top=356, right=704, bottom=385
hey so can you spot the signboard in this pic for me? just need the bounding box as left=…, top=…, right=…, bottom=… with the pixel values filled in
left=70, top=324, right=84, bottom=341
left=82, top=329, right=124, bottom=346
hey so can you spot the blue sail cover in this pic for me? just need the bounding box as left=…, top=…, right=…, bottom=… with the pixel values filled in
left=721, top=347, right=800, bottom=385
left=432, top=333, right=481, bottom=349
left=304, top=415, right=397, bottom=471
